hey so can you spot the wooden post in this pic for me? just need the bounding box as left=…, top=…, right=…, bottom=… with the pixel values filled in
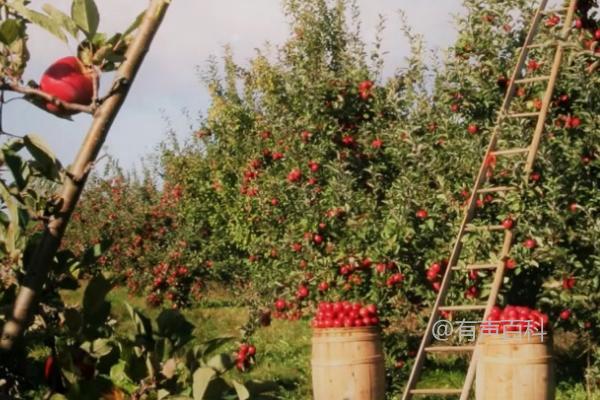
left=0, top=0, right=171, bottom=352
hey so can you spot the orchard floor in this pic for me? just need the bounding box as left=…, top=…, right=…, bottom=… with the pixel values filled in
left=61, top=284, right=596, bottom=400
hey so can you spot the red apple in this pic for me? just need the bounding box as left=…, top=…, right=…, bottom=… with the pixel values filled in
left=415, top=209, right=428, bottom=219
left=40, top=56, right=94, bottom=115
left=559, top=309, right=571, bottom=321
left=467, top=123, right=479, bottom=134
left=504, top=258, right=517, bottom=270
left=523, top=238, right=537, bottom=249
left=501, top=217, right=514, bottom=230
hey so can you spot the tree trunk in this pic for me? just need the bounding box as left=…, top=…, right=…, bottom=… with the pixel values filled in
left=0, top=0, right=171, bottom=352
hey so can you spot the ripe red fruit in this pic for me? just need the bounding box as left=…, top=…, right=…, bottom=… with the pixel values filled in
left=375, top=263, right=386, bottom=274
left=301, top=130, right=312, bottom=142
left=275, top=299, right=286, bottom=311
left=371, top=138, right=383, bottom=149
left=366, top=304, right=377, bottom=315
left=287, top=168, right=302, bottom=183
left=566, top=115, right=581, bottom=128
left=415, top=209, right=428, bottom=219
left=504, top=258, right=517, bottom=270
left=569, top=203, right=578, bottom=213
left=595, top=29, right=600, bottom=40
left=562, top=276, right=576, bottom=290
left=530, top=171, right=541, bottom=182
left=450, top=103, right=460, bottom=113
left=308, top=161, right=320, bottom=172
left=272, top=151, right=284, bottom=160
left=432, top=281, right=441, bottom=292
left=574, top=19, right=583, bottom=29
left=527, top=59, right=540, bottom=71
left=467, top=123, right=479, bottom=134
left=559, top=309, right=571, bottom=321
left=39, top=56, right=94, bottom=115
left=296, top=285, right=309, bottom=299
left=341, top=135, right=355, bottom=146
left=313, top=234, right=324, bottom=245
left=270, top=198, right=279, bottom=206
left=318, top=281, right=329, bottom=292
left=501, top=217, right=514, bottom=230
left=523, top=238, right=537, bottom=249
left=44, top=356, right=55, bottom=381
left=291, top=242, right=302, bottom=252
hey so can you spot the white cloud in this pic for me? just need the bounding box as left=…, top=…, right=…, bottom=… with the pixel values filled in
left=3, top=1, right=464, bottom=171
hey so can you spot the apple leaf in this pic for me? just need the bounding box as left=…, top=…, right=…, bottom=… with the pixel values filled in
left=124, top=11, right=145, bottom=37
left=8, top=2, right=67, bottom=43
left=42, top=4, right=79, bottom=37
left=192, top=367, right=216, bottom=400
left=71, top=0, right=99, bottom=38
left=0, top=19, right=24, bottom=45
left=232, top=381, right=250, bottom=400
left=24, top=134, right=62, bottom=181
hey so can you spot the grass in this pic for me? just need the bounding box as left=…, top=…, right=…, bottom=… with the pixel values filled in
left=60, top=282, right=597, bottom=399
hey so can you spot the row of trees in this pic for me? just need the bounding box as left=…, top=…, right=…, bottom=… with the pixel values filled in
left=0, top=0, right=598, bottom=397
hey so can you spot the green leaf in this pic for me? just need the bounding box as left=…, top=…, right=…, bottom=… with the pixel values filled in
left=24, top=134, right=61, bottom=181
left=3, top=150, right=26, bottom=190
left=42, top=4, right=79, bottom=37
left=0, top=19, right=24, bottom=44
left=192, top=367, right=217, bottom=400
left=232, top=381, right=250, bottom=400
left=205, top=353, right=233, bottom=374
left=195, top=336, right=234, bottom=358
left=63, top=307, right=83, bottom=333
left=125, top=302, right=153, bottom=339
left=8, top=2, right=67, bottom=43
left=71, top=0, right=99, bottom=38
left=81, top=338, right=113, bottom=358
left=109, top=360, right=137, bottom=394
left=82, top=274, right=111, bottom=316
left=124, top=11, right=145, bottom=36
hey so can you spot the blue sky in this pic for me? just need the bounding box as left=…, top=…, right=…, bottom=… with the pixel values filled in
left=3, top=1, right=465, bottom=172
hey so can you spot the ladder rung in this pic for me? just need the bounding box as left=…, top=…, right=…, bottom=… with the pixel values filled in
left=541, top=8, right=568, bottom=15
left=514, top=75, right=551, bottom=84
left=410, top=388, right=463, bottom=396
left=505, top=111, right=541, bottom=118
left=491, top=147, right=530, bottom=156
left=464, top=224, right=505, bottom=232
left=425, top=345, right=475, bottom=353
left=439, top=305, right=487, bottom=312
left=453, top=263, right=498, bottom=271
left=476, top=186, right=517, bottom=194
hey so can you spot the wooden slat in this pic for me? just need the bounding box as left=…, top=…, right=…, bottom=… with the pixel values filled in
left=410, top=388, right=462, bottom=396
left=514, top=75, right=551, bottom=84
left=464, top=224, right=505, bottom=232
left=452, top=263, right=498, bottom=271
left=438, top=305, right=487, bottom=312
left=541, top=7, right=568, bottom=15
left=506, top=111, right=541, bottom=118
left=476, top=186, right=517, bottom=194
left=425, top=345, right=475, bottom=353
left=491, top=147, right=530, bottom=156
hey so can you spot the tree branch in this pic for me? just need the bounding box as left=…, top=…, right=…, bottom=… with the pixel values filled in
left=0, top=0, right=171, bottom=352
left=0, top=79, right=95, bottom=114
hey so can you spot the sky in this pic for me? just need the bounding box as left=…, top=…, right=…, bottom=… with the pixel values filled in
left=3, top=1, right=465, bottom=172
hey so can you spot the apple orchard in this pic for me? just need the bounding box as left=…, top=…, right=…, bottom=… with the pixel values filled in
left=0, top=0, right=599, bottom=398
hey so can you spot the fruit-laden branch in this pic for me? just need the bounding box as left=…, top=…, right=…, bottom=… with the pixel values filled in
left=0, top=78, right=95, bottom=114
left=0, top=0, right=171, bottom=352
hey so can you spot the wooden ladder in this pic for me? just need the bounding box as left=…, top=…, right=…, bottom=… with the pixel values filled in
left=402, top=0, right=577, bottom=399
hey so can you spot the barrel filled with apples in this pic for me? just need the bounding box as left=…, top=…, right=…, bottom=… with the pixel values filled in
left=476, top=305, right=555, bottom=400
left=311, top=301, right=385, bottom=400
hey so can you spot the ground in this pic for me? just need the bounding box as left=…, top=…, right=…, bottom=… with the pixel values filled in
left=59, top=283, right=595, bottom=400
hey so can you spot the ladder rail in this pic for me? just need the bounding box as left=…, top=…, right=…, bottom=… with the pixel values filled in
left=400, top=1, right=572, bottom=398
left=525, top=0, right=578, bottom=174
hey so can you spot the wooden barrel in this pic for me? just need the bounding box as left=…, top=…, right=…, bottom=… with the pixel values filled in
left=311, top=326, right=385, bottom=400
left=476, top=333, right=555, bottom=400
